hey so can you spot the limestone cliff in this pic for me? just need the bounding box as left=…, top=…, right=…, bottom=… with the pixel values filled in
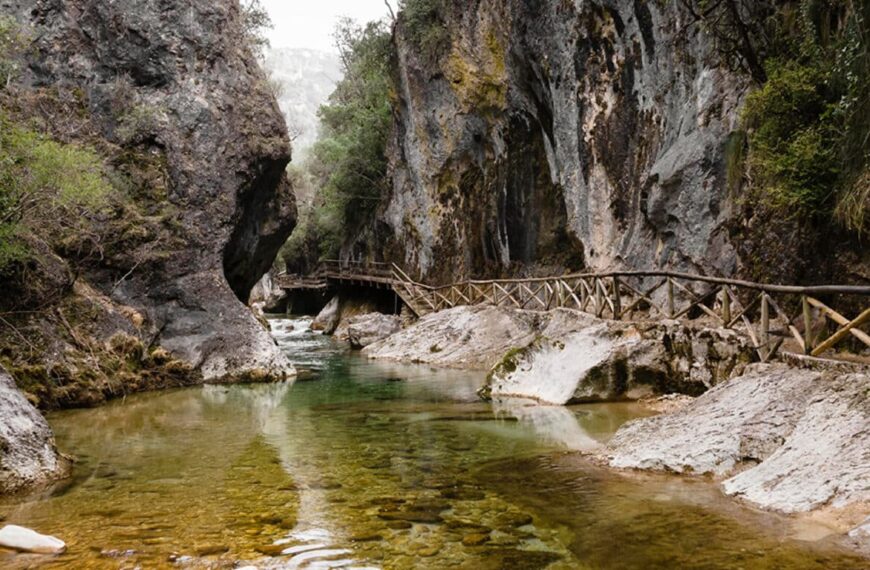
left=353, top=0, right=746, bottom=283
left=0, top=0, right=296, bottom=403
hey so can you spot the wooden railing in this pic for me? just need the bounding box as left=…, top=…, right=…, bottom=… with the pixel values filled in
left=389, top=267, right=870, bottom=363
left=277, top=261, right=869, bottom=362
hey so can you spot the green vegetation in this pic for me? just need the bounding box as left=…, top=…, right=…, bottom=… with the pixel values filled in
left=0, top=15, right=26, bottom=87
left=0, top=113, right=111, bottom=273
left=691, top=0, right=869, bottom=232
left=281, top=19, right=394, bottom=269
left=240, top=0, right=273, bottom=59
left=401, top=0, right=451, bottom=63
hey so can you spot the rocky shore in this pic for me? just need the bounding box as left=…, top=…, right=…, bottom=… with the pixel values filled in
left=345, top=304, right=870, bottom=551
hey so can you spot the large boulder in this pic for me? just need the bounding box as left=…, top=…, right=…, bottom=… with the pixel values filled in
left=311, top=296, right=341, bottom=334
left=605, top=364, right=870, bottom=518
left=484, top=323, right=652, bottom=405
left=363, top=305, right=540, bottom=369
left=0, top=367, right=70, bottom=494
left=480, top=308, right=753, bottom=402
left=347, top=314, right=402, bottom=349
left=4, top=0, right=296, bottom=382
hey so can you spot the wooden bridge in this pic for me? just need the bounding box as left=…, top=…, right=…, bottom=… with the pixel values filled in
left=276, top=260, right=870, bottom=363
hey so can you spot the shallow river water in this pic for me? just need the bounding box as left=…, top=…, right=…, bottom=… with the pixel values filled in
left=1, top=317, right=867, bottom=569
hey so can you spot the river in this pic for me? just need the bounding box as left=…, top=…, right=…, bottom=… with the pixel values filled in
left=0, top=317, right=866, bottom=569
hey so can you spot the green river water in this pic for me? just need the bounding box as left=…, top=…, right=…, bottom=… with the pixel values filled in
left=0, top=317, right=867, bottom=569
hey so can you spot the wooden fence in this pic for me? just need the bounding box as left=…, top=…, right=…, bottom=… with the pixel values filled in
left=389, top=265, right=870, bottom=363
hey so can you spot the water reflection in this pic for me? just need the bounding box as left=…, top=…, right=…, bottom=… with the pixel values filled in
left=0, top=317, right=865, bottom=569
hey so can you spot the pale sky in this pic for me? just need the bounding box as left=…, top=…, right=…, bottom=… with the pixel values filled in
left=261, top=0, right=396, bottom=53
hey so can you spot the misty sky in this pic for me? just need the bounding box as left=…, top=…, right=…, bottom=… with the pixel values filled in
left=261, top=0, right=396, bottom=53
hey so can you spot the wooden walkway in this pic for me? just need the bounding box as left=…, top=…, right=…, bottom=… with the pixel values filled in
left=276, top=261, right=870, bottom=363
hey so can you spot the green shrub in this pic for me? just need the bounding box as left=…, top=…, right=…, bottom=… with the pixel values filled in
left=0, top=15, right=27, bottom=88
left=736, top=0, right=869, bottom=230
left=401, top=0, right=451, bottom=63
left=0, top=113, right=111, bottom=272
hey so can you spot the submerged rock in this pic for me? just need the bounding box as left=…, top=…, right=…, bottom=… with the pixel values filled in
left=363, top=305, right=540, bottom=369
left=605, top=364, right=870, bottom=516
left=0, top=525, right=66, bottom=554
left=0, top=367, right=71, bottom=495
left=347, top=314, right=402, bottom=349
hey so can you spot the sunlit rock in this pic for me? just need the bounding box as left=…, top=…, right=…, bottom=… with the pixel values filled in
left=0, top=367, right=71, bottom=495
left=606, top=364, right=870, bottom=516
left=0, top=525, right=66, bottom=554
left=347, top=314, right=402, bottom=349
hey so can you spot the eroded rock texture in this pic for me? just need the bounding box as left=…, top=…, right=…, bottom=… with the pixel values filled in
left=352, top=0, right=744, bottom=282
left=606, top=364, right=870, bottom=516
left=0, top=367, right=70, bottom=494
left=3, top=0, right=296, bottom=381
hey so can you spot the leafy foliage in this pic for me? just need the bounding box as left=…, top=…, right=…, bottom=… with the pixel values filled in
left=0, top=113, right=111, bottom=272
left=0, top=15, right=27, bottom=88
left=401, top=0, right=451, bottom=63
left=726, top=0, right=870, bottom=231
left=240, top=0, right=273, bottom=59
left=282, top=19, right=394, bottom=269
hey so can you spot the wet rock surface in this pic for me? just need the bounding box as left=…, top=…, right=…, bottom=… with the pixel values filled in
left=606, top=364, right=870, bottom=518
left=367, top=306, right=752, bottom=400
left=0, top=367, right=70, bottom=494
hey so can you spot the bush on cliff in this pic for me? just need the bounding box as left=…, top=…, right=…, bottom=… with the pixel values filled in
left=0, top=113, right=111, bottom=273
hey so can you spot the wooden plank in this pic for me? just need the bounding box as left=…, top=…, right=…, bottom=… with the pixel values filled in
left=803, top=296, right=814, bottom=354
left=667, top=278, right=675, bottom=318
left=618, top=278, right=667, bottom=318
left=671, top=280, right=723, bottom=323
left=764, top=294, right=805, bottom=353
left=494, top=282, right=521, bottom=308
left=811, top=308, right=870, bottom=357
left=806, top=297, right=870, bottom=349
left=761, top=294, right=770, bottom=359
left=612, top=276, right=622, bottom=319
left=560, top=279, right=584, bottom=310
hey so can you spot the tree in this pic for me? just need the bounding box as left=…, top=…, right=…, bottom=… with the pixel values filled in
left=240, top=0, right=273, bottom=59
left=679, top=0, right=777, bottom=83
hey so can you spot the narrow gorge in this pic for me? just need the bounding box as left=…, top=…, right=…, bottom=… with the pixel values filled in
left=0, top=0, right=868, bottom=568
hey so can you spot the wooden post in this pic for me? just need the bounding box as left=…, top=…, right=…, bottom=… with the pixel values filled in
left=580, top=280, right=588, bottom=311
left=612, top=276, right=622, bottom=319
left=722, top=287, right=731, bottom=325
left=594, top=279, right=603, bottom=317
left=667, top=278, right=675, bottom=318
left=802, top=295, right=813, bottom=354
left=760, top=293, right=770, bottom=358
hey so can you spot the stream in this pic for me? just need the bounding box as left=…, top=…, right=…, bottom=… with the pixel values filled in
left=1, top=316, right=867, bottom=569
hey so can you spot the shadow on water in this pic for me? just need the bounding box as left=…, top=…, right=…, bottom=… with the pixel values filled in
left=0, top=317, right=865, bottom=569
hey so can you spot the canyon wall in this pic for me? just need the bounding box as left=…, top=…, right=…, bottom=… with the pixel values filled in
left=353, top=0, right=747, bottom=283
left=1, top=0, right=296, bottom=391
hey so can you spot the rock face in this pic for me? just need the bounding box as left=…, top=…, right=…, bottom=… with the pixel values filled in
left=363, top=305, right=540, bottom=369
left=0, top=367, right=70, bottom=494
left=606, top=365, right=870, bottom=516
left=485, top=310, right=752, bottom=403
left=4, top=0, right=297, bottom=381
left=352, top=0, right=744, bottom=282
left=347, top=314, right=402, bottom=349
left=365, top=306, right=753, bottom=395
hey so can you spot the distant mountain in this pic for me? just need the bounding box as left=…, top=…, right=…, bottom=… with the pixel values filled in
left=264, top=48, right=342, bottom=161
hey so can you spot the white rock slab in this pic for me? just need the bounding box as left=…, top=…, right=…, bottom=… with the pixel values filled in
left=0, top=525, right=66, bottom=554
